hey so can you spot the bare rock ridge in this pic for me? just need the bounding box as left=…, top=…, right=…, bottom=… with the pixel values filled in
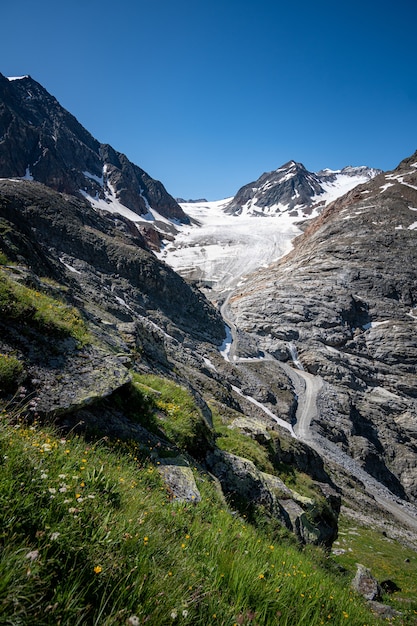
left=0, top=73, right=187, bottom=225
left=229, top=152, right=417, bottom=502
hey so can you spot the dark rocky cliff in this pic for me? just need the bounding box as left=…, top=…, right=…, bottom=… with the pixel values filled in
left=0, top=74, right=187, bottom=223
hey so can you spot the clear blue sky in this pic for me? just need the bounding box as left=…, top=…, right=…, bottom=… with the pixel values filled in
left=2, top=0, right=417, bottom=199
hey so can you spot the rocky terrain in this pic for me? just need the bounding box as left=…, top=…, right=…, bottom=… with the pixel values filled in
left=228, top=152, right=417, bottom=504
left=1, top=73, right=417, bottom=559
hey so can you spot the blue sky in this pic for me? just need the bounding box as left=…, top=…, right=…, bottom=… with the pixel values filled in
left=2, top=0, right=417, bottom=199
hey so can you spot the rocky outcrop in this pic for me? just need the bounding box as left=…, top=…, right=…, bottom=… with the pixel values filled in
left=228, top=152, right=417, bottom=502
left=206, top=449, right=340, bottom=546
left=158, top=457, right=202, bottom=503
left=352, top=564, right=383, bottom=601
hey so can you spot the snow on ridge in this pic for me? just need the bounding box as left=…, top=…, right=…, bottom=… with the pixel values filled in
left=83, top=171, right=104, bottom=186
left=312, top=172, right=371, bottom=206
left=7, top=75, right=29, bottom=81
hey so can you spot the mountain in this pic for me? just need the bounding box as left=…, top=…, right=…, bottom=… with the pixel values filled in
left=0, top=73, right=188, bottom=241
left=0, top=75, right=344, bottom=551
left=224, top=160, right=381, bottom=218
left=228, top=152, right=417, bottom=502
left=1, top=74, right=417, bottom=620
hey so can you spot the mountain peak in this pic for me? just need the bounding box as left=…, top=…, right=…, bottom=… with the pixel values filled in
left=225, top=161, right=381, bottom=218
left=0, top=72, right=188, bottom=229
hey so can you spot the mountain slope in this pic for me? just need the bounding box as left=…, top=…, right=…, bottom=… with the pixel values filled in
left=228, top=152, right=417, bottom=501
left=0, top=73, right=187, bottom=227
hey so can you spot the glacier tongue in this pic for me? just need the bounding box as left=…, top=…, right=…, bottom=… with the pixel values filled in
left=157, top=198, right=302, bottom=298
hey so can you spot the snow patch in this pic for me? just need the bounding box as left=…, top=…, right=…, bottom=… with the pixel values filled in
left=408, top=221, right=417, bottom=230
left=59, top=258, right=81, bottom=274
left=231, top=385, right=295, bottom=436
left=362, top=320, right=391, bottom=330
left=380, top=182, right=395, bottom=192
left=219, top=324, right=233, bottom=361
left=83, top=171, right=104, bottom=186
left=202, top=357, right=217, bottom=372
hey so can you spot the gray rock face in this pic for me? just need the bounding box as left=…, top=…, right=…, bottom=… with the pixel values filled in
left=0, top=73, right=187, bottom=224
left=0, top=179, right=225, bottom=422
left=0, top=180, right=223, bottom=345
left=228, top=152, right=417, bottom=501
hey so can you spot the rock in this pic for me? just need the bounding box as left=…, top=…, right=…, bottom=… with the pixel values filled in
left=228, top=416, right=272, bottom=444
left=367, top=601, right=401, bottom=619
left=33, top=348, right=131, bottom=415
left=351, top=564, right=382, bottom=601
left=380, top=579, right=401, bottom=594
left=158, top=458, right=201, bottom=503
left=206, top=449, right=339, bottom=546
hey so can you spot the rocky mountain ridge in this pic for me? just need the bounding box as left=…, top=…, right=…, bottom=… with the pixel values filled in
left=227, top=152, right=417, bottom=503
left=0, top=73, right=187, bottom=237
left=224, top=160, right=381, bottom=219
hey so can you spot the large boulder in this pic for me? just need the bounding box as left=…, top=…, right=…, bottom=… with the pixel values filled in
left=206, top=449, right=339, bottom=546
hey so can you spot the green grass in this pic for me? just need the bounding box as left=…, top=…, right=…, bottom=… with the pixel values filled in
left=333, top=516, right=417, bottom=620
left=0, top=268, right=90, bottom=345
left=131, top=373, right=213, bottom=457
left=0, top=406, right=390, bottom=626
left=0, top=353, right=24, bottom=393
left=211, top=404, right=276, bottom=475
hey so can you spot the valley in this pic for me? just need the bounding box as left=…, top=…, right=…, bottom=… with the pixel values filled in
left=157, top=169, right=417, bottom=537
left=1, top=72, right=417, bottom=623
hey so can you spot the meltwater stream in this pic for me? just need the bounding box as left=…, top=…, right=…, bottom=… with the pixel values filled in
left=217, top=321, right=296, bottom=437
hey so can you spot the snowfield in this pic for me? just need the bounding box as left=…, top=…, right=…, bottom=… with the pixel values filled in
left=156, top=199, right=302, bottom=297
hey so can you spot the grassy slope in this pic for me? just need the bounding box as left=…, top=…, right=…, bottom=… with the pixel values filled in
left=0, top=409, right=384, bottom=626
left=0, top=266, right=413, bottom=625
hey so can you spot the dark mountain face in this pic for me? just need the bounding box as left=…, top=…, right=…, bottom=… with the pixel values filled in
left=0, top=74, right=187, bottom=223
left=225, top=160, right=381, bottom=217
left=229, top=152, right=417, bottom=501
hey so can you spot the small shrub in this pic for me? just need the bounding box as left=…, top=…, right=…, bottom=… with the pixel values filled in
left=0, top=353, right=24, bottom=394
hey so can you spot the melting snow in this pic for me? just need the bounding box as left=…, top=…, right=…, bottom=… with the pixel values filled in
left=231, top=384, right=295, bottom=435
left=114, top=296, right=133, bottom=311
left=59, top=258, right=81, bottom=274
left=202, top=357, right=217, bottom=372
left=380, top=182, right=395, bottom=192
left=362, top=320, right=391, bottom=330
left=219, top=324, right=233, bottom=360
left=83, top=171, right=104, bottom=186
